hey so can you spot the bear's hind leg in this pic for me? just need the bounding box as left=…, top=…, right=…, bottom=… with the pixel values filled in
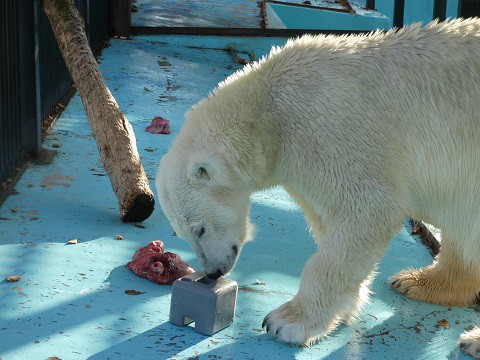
left=460, top=327, right=480, bottom=359
left=391, top=242, right=480, bottom=307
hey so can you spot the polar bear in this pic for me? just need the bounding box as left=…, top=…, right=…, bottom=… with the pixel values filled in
left=156, top=19, right=480, bottom=356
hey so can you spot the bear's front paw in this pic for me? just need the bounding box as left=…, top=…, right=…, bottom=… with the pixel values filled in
left=262, top=299, right=330, bottom=346
left=460, top=327, right=480, bottom=359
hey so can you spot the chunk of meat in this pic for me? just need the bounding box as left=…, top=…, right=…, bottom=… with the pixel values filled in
left=146, top=116, right=171, bottom=134
left=126, top=241, right=194, bottom=284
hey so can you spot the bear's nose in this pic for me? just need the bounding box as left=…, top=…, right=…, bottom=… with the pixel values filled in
left=206, top=269, right=223, bottom=279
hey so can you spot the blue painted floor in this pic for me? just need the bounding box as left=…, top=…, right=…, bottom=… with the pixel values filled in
left=0, top=35, right=477, bottom=359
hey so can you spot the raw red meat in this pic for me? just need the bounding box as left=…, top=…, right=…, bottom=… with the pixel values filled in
left=126, top=241, right=194, bottom=284
left=146, top=116, right=171, bottom=134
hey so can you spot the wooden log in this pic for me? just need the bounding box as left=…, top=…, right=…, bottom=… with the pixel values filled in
left=42, top=0, right=154, bottom=222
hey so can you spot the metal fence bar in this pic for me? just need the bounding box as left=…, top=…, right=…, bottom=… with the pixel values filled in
left=365, top=0, right=376, bottom=10
left=37, top=2, right=73, bottom=126
left=0, top=0, right=22, bottom=183
left=0, top=3, right=9, bottom=181
left=433, top=0, right=447, bottom=21
left=0, top=5, right=5, bottom=180
left=113, top=0, right=131, bottom=37
left=89, top=0, right=111, bottom=54
left=458, top=0, right=480, bottom=17
left=393, top=0, right=405, bottom=28
left=19, top=0, right=40, bottom=156
left=0, top=0, right=111, bottom=186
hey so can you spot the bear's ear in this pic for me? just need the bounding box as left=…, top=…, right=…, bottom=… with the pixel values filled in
left=187, top=152, right=223, bottom=182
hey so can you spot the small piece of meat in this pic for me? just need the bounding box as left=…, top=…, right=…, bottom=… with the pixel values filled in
left=126, top=241, right=194, bottom=284
left=146, top=116, right=171, bottom=134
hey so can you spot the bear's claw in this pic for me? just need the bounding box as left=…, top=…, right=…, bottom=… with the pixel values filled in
left=261, top=316, right=268, bottom=329
left=262, top=299, right=323, bottom=346
left=391, top=268, right=480, bottom=307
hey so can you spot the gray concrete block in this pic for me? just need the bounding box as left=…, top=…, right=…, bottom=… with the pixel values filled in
left=169, top=271, right=238, bottom=335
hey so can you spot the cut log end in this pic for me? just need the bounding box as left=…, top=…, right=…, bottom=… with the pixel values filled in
left=121, top=193, right=155, bottom=222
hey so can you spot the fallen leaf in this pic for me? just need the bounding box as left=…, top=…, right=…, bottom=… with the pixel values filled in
left=11, top=208, right=18, bottom=213
left=68, top=239, right=78, bottom=245
left=255, top=279, right=266, bottom=285
left=85, top=304, right=91, bottom=308
left=116, top=235, right=123, bottom=240
left=89, top=168, right=95, bottom=171
left=0, top=217, right=12, bottom=221
left=46, top=357, right=62, bottom=360
left=172, top=232, right=177, bottom=236
left=135, top=224, right=145, bottom=229
left=144, top=148, right=154, bottom=153
left=252, top=329, right=264, bottom=332
left=53, top=136, right=59, bottom=140
left=6, top=275, right=21, bottom=282
left=436, top=319, right=451, bottom=329
left=52, top=143, right=61, bottom=148
left=125, top=289, right=145, bottom=295
left=144, top=87, right=152, bottom=92
left=13, top=287, right=26, bottom=296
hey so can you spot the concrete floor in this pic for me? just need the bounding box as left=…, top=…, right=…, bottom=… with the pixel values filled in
left=0, top=33, right=477, bottom=360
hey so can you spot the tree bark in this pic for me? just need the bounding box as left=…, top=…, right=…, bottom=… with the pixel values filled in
left=42, top=0, right=154, bottom=222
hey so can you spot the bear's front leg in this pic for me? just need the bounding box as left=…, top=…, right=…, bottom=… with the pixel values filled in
left=262, top=228, right=391, bottom=345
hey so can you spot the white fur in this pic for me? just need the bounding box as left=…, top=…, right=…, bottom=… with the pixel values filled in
left=461, top=327, right=480, bottom=359
left=157, top=19, right=480, bottom=352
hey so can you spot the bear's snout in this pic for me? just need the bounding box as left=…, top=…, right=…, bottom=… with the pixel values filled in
left=206, top=269, right=223, bottom=279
